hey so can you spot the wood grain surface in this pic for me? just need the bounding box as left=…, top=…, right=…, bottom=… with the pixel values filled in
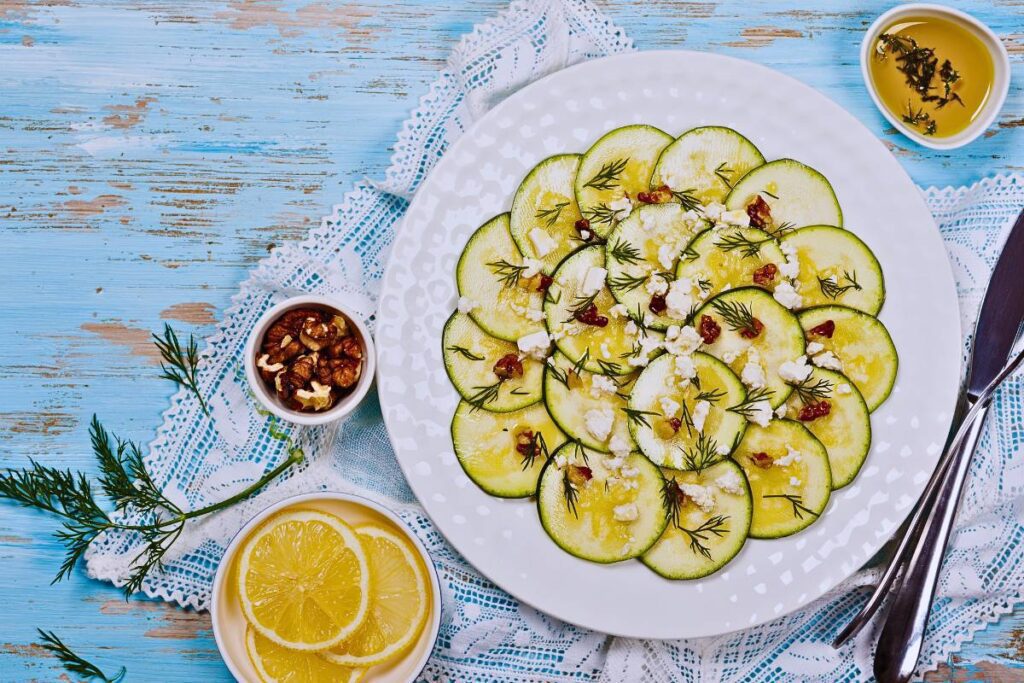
left=1, top=0, right=1023, bottom=680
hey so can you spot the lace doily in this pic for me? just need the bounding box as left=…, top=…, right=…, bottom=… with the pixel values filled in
left=84, top=1, right=1024, bottom=679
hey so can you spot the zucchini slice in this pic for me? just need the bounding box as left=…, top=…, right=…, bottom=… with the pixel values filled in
left=543, top=351, right=636, bottom=452
left=782, top=367, right=871, bottom=489
left=441, top=312, right=543, bottom=412
left=510, top=154, right=585, bottom=274
left=675, top=226, right=787, bottom=302
left=451, top=400, right=566, bottom=498
left=798, top=305, right=898, bottom=412
left=735, top=420, right=832, bottom=538
left=641, top=459, right=752, bottom=579
left=457, top=213, right=545, bottom=342
left=628, top=352, right=747, bottom=469
left=604, top=203, right=707, bottom=330
left=725, top=159, right=842, bottom=230
left=544, top=245, right=664, bottom=376
left=779, top=226, right=885, bottom=315
left=537, top=442, right=668, bottom=563
left=574, top=125, right=674, bottom=238
left=651, top=126, right=765, bottom=204
left=695, top=287, right=806, bottom=408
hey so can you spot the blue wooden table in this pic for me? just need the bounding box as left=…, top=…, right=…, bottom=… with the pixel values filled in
left=2, top=1, right=1023, bottom=680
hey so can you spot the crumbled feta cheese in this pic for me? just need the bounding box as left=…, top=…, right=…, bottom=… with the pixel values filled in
left=775, top=403, right=789, bottom=419
left=645, top=275, right=669, bottom=296
left=511, top=302, right=545, bottom=322
left=638, top=334, right=663, bottom=358
left=780, top=242, right=797, bottom=258
left=692, top=400, right=712, bottom=433
left=554, top=453, right=567, bottom=468
left=605, top=456, right=626, bottom=473
left=609, top=303, right=629, bottom=318
left=640, top=210, right=660, bottom=232
left=741, top=357, right=767, bottom=390
left=812, top=350, right=843, bottom=371
left=528, top=227, right=558, bottom=257
left=716, top=442, right=732, bottom=456
left=609, top=196, right=633, bottom=221
left=549, top=322, right=574, bottom=341
left=664, top=325, right=702, bottom=356
left=745, top=400, right=773, bottom=427
left=722, top=351, right=738, bottom=364
left=772, top=280, right=803, bottom=309
left=806, top=341, right=824, bottom=355
left=624, top=320, right=639, bottom=336
left=674, top=354, right=697, bottom=381
left=719, top=209, right=751, bottom=227
left=779, top=252, right=800, bottom=279
left=516, top=330, right=550, bottom=360
left=664, top=278, right=694, bottom=318
left=584, top=408, right=615, bottom=442
left=600, top=342, right=612, bottom=359
left=621, top=465, right=640, bottom=479
left=590, top=374, right=618, bottom=397
left=658, top=243, right=677, bottom=270
left=775, top=446, right=802, bottom=467
left=613, top=502, right=639, bottom=522
left=522, top=258, right=544, bottom=278
left=659, top=396, right=680, bottom=417
left=837, top=383, right=853, bottom=395
left=702, top=202, right=726, bottom=221
left=778, top=355, right=812, bottom=383
left=715, top=468, right=744, bottom=495
left=680, top=483, right=716, bottom=513
left=628, top=355, right=650, bottom=368
left=609, top=435, right=631, bottom=458
left=457, top=296, right=477, bottom=314
left=789, top=476, right=803, bottom=487
left=581, top=266, right=607, bottom=296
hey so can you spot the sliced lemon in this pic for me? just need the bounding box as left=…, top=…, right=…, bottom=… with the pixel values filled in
left=246, top=626, right=365, bottom=683
left=237, top=509, right=370, bottom=651
left=322, top=524, right=431, bottom=667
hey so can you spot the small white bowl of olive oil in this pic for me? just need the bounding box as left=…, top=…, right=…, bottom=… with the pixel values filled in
left=861, top=4, right=1010, bottom=150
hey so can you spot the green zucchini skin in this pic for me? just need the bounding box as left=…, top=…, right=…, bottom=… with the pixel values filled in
left=780, top=225, right=885, bottom=315
left=726, top=158, right=842, bottom=230
left=651, top=125, right=765, bottom=204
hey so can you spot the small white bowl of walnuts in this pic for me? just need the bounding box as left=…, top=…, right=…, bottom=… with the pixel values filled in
left=245, top=295, right=375, bottom=425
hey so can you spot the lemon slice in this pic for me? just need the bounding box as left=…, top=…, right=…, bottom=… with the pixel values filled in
left=246, top=626, right=365, bottom=683
left=237, top=509, right=370, bottom=651
left=322, top=524, right=431, bottom=667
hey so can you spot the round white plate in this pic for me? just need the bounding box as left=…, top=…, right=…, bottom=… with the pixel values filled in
left=375, top=51, right=961, bottom=639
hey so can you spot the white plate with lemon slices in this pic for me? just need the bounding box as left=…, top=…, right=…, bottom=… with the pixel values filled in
left=212, top=492, right=441, bottom=683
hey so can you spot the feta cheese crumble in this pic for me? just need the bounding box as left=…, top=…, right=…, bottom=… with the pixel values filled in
left=581, top=266, right=607, bottom=296
left=775, top=446, right=802, bottom=467
left=645, top=275, right=669, bottom=296
left=659, top=396, right=681, bottom=418
left=702, top=202, right=726, bottom=221
left=778, top=355, right=812, bottom=384
left=584, top=408, right=615, bottom=442
left=680, top=483, right=716, bottom=513
left=691, top=399, right=711, bottom=433
left=805, top=341, right=825, bottom=355
left=664, top=278, right=694, bottom=318
left=719, top=208, right=751, bottom=227
left=528, top=228, right=557, bottom=257
left=516, top=330, right=550, bottom=360
left=674, top=354, right=697, bottom=381
left=609, top=196, right=633, bottom=221
left=613, top=502, right=639, bottom=522
left=715, top=469, right=745, bottom=495
left=812, top=350, right=844, bottom=371
left=609, top=303, right=629, bottom=318
left=590, top=374, right=618, bottom=397
left=741, top=352, right=767, bottom=390
left=663, top=325, right=702, bottom=356
left=609, top=435, right=631, bottom=458
left=772, top=280, right=803, bottom=309
left=522, top=258, right=543, bottom=278
left=745, top=400, right=773, bottom=427
left=657, top=243, right=677, bottom=270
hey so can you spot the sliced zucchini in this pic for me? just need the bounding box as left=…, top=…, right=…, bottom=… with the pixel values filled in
left=779, top=226, right=885, bottom=315
left=675, top=226, right=787, bottom=301
left=628, top=352, right=747, bottom=469
left=798, top=305, right=898, bottom=412
left=604, top=203, right=707, bottom=330
left=543, top=351, right=635, bottom=452
left=651, top=126, right=765, bottom=204
left=537, top=442, right=667, bottom=563
left=735, top=420, right=832, bottom=538
left=725, top=159, right=842, bottom=230
left=510, top=154, right=585, bottom=274
left=441, top=312, right=543, bottom=412
left=574, top=125, right=674, bottom=237
left=451, top=400, right=566, bottom=498
left=782, top=367, right=871, bottom=489
left=695, top=287, right=806, bottom=408
left=641, top=459, right=752, bottom=579
left=457, top=213, right=545, bottom=342
left=543, top=245, right=664, bottom=375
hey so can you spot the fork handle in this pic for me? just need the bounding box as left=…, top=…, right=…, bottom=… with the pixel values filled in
left=873, top=403, right=989, bottom=683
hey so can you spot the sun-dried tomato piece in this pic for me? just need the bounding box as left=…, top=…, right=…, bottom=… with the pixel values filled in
left=537, top=274, right=554, bottom=292
left=699, top=314, right=721, bottom=344
left=746, top=195, right=772, bottom=229
left=637, top=185, right=672, bottom=205
left=752, top=263, right=778, bottom=286
left=493, top=353, right=524, bottom=379
left=648, top=294, right=668, bottom=315
left=799, top=400, right=832, bottom=422
left=515, top=429, right=536, bottom=457
left=568, top=465, right=593, bottom=486
left=575, top=303, right=609, bottom=327
left=749, top=451, right=774, bottom=469
left=575, top=218, right=594, bottom=242
left=740, top=317, right=765, bottom=339
left=809, top=320, right=836, bottom=338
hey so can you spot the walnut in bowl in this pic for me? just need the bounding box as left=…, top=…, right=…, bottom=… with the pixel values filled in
left=245, top=295, right=375, bottom=425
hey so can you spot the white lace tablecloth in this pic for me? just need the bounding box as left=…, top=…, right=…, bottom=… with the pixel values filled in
left=84, top=1, right=1024, bottom=680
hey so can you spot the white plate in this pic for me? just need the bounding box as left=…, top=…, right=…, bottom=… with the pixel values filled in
left=375, top=51, right=961, bottom=639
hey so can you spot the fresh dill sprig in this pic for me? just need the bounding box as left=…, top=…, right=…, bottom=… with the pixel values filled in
left=565, top=292, right=599, bottom=322
left=714, top=162, right=734, bottom=188
left=596, top=359, right=621, bottom=375
left=584, top=158, right=629, bottom=191
left=662, top=477, right=685, bottom=529
left=547, top=361, right=571, bottom=389
left=727, top=387, right=775, bottom=418
left=487, top=259, right=529, bottom=288
left=713, top=230, right=774, bottom=259
left=671, top=188, right=703, bottom=213
left=710, top=298, right=759, bottom=337
left=153, top=324, right=209, bottom=417
left=520, top=431, right=550, bottom=471
left=680, top=243, right=700, bottom=261
left=681, top=514, right=730, bottom=560
left=695, top=387, right=727, bottom=403
left=582, top=203, right=617, bottom=226
left=447, top=345, right=484, bottom=361
left=36, top=629, right=125, bottom=682
left=608, top=271, right=647, bottom=293
left=607, top=237, right=643, bottom=265
left=679, top=433, right=722, bottom=473
left=571, top=348, right=591, bottom=377
left=623, top=407, right=658, bottom=428
left=0, top=416, right=303, bottom=596
left=789, top=376, right=834, bottom=404
left=818, top=270, right=862, bottom=299
left=696, top=277, right=713, bottom=293
left=536, top=200, right=569, bottom=227
left=771, top=221, right=796, bottom=237
left=764, top=493, right=819, bottom=519
left=467, top=379, right=526, bottom=410
left=562, top=468, right=580, bottom=518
